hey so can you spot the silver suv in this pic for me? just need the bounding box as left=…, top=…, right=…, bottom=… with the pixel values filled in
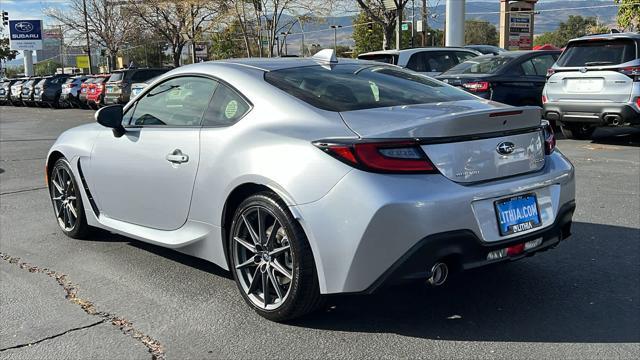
left=542, top=32, right=640, bottom=139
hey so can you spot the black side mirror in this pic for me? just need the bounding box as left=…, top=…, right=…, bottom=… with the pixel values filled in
left=95, top=104, right=125, bottom=137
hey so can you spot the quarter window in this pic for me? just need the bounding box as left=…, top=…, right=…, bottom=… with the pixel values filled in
left=530, top=55, right=556, bottom=76
left=203, top=84, right=251, bottom=126
left=520, top=60, right=537, bottom=76
left=128, top=76, right=218, bottom=126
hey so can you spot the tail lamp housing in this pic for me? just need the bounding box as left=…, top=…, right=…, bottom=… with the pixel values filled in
left=462, top=81, right=490, bottom=92
left=313, top=140, right=438, bottom=174
left=541, top=120, right=556, bottom=155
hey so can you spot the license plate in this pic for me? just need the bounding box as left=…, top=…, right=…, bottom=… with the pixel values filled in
left=494, top=193, right=542, bottom=236
left=566, top=78, right=604, bottom=93
left=107, top=86, right=113, bottom=93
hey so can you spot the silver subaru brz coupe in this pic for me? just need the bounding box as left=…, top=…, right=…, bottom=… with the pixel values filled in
left=46, top=50, right=575, bottom=321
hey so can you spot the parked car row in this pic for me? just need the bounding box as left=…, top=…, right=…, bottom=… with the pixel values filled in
left=1, top=67, right=171, bottom=109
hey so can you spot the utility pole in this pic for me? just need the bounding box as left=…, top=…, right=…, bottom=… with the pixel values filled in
left=58, top=25, right=64, bottom=74
left=82, top=0, right=93, bottom=74
left=395, top=2, right=403, bottom=50
left=421, top=0, right=427, bottom=46
left=330, top=25, right=342, bottom=51
left=190, top=4, right=196, bottom=64
left=411, top=0, right=415, bottom=48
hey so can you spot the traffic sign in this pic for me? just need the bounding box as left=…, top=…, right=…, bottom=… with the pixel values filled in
left=8, top=19, right=43, bottom=50
left=76, top=55, right=90, bottom=69
left=401, top=23, right=409, bottom=31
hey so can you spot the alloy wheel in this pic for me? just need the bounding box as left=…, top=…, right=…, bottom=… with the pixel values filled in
left=50, top=166, right=78, bottom=231
left=233, top=206, right=294, bottom=310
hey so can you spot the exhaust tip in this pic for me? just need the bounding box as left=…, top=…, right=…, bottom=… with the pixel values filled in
left=427, top=262, right=449, bottom=286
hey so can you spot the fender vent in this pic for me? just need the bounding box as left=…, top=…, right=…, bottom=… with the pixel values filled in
left=76, top=159, right=100, bottom=216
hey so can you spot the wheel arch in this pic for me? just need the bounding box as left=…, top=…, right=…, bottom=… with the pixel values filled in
left=45, top=150, right=66, bottom=185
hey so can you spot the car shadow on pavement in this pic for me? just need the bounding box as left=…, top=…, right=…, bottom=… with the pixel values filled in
left=586, top=127, right=639, bottom=147
left=292, top=221, right=640, bottom=344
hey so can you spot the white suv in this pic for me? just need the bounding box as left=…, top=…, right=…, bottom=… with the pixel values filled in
left=358, top=47, right=481, bottom=77
left=542, top=33, right=640, bottom=139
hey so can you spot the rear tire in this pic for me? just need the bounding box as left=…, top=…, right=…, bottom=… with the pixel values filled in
left=560, top=123, right=595, bottom=140
left=229, top=192, right=323, bottom=322
left=49, top=158, right=90, bottom=239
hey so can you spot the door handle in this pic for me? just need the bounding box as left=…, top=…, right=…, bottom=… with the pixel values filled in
left=166, top=149, right=189, bottom=164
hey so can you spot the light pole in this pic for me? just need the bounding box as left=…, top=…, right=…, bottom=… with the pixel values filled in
left=330, top=25, right=342, bottom=51
left=279, top=31, right=290, bottom=56
left=82, top=0, right=92, bottom=74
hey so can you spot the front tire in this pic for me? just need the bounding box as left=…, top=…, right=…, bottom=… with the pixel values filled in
left=560, top=123, right=596, bottom=140
left=49, top=158, right=90, bottom=238
left=229, top=192, right=323, bottom=321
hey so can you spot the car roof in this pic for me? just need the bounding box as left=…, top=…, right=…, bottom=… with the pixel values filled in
left=570, top=32, right=640, bottom=42
left=213, top=57, right=384, bottom=72
left=359, top=47, right=478, bottom=57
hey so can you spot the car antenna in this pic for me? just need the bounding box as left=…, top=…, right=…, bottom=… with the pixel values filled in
left=312, top=49, right=338, bottom=70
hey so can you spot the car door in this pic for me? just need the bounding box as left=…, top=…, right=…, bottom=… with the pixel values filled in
left=88, top=75, right=218, bottom=230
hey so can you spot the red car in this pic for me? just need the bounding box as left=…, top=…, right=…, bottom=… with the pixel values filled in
left=86, top=75, right=110, bottom=109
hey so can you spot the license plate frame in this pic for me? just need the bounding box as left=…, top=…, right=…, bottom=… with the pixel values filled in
left=494, top=193, right=542, bottom=236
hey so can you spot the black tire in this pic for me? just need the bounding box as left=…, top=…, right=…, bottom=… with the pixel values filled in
left=49, top=158, right=90, bottom=239
left=229, top=192, right=323, bottom=321
left=560, top=123, right=596, bottom=140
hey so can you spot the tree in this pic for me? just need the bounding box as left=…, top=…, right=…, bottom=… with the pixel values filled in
left=355, top=0, right=410, bottom=50
left=615, top=0, right=640, bottom=31
left=533, top=15, right=599, bottom=48
left=35, top=60, right=62, bottom=76
left=352, top=11, right=384, bottom=56
left=335, top=45, right=352, bottom=58
left=45, top=0, right=140, bottom=71
left=126, top=0, right=226, bottom=67
left=1, top=38, right=19, bottom=65
left=209, top=21, right=248, bottom=60
left=464, top=20, right=498, bottom=46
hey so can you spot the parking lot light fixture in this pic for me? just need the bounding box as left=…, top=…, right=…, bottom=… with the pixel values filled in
left=330, top=25, right=342, bottom=51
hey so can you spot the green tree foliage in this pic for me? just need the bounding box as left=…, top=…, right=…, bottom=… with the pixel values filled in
left=615, top=0, right=640, bottom=31
left=534, top=15, right=600, bottom=47
left=210, top=21, right=247, bottom=60
left=1, top=38, right=19, bottom=64
left=464, top=20, right=498, bottom=46
left=35, top=60, right=63, bottom=76
left=353, top=11, right=385, bottom=56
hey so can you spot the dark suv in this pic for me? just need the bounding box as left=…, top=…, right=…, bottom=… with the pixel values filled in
left=33, top=74, right=70, bottom=108
left=543, top=32, right=640, bottom=139
left=103, top=68, right=170, bottom=105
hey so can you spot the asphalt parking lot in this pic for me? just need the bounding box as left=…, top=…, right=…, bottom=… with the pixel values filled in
left=0, top=106, right=639, bottom=359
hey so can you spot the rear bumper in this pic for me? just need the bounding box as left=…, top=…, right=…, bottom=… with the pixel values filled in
left=103, top=94, right=126, bottom=105
left=544, top=100, right=640, bottom=125
left=363, top=201, right=575, bottom=293
left=295, top=151, right=575, bottom=294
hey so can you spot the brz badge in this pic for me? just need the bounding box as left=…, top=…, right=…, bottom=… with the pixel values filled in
left=496, top=141, right=515, bottom=155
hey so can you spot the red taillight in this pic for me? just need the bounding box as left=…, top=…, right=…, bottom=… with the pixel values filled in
left=506, top=243, right=525, bottom=256
left=619, top=66, right=640, bottom=81
left=462, top=81, right=490, bottom=92
left=542, top=95, right=548, bottom=104
left=542, top=120, right=556, bottom=155
left=315, top=140, right=437, bottom=173
left=636, top=97, right=640, bottom=109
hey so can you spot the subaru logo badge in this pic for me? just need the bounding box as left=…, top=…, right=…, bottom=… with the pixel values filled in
left=496, top=141, right=515, bottom=155
left=15, top=22, right=34, bottom=33
left=579, top=67, right=587, bottom=73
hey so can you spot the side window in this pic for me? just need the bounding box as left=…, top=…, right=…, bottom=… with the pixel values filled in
left=203, top=84, right=251, bottom=126
left=406, top=53, right=425, bottom=72
left=131, top=71, right=149, bottom=82
left=520, top=60, right=537, bottom=76
left=455, top=51, right=476, bottom=63
left=531, top=55, right=556, bottom=76
left=423, top=52, right=456, bottom=73
left=129, top=76, right=218, bottom=126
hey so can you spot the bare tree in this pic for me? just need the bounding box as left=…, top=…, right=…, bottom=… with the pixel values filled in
left=127, top=0, right=226, bottom=67
left=45, top=0, right=139, bottom=71
left=355, top=0, right=409, bottom=50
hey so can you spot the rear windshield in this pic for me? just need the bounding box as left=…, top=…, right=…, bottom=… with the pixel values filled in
left=264, top=64, right=475, bottom=112
left=93, top=78, right=106, bottom=84
left=357, top=54, right=398, bottom=65
left=442, top=55, right=513, bottom=75
left=556, top=39, right=637, bottom=67
left=108, top=72, right=124, bottom=82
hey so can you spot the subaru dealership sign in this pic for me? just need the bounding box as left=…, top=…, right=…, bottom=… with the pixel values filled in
left=9, top=20, right=43, bottom=50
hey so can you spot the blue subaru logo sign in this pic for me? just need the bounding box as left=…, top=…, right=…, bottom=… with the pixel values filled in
left=15, top=22, right=34, bottom=33
left=496, top=141, right=516, bottom=155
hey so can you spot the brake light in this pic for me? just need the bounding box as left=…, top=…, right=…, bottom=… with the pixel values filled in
left=314, top=140, right=437, bottom=173
left=462, top=81, right=490, bottom=92
left=541, top=120, right=556, bottom=155
left=619, top=66, right=640, bottom=81
left=636, top=97, right=640, bottom=109
left=542, top=95, right=548, bottom=104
